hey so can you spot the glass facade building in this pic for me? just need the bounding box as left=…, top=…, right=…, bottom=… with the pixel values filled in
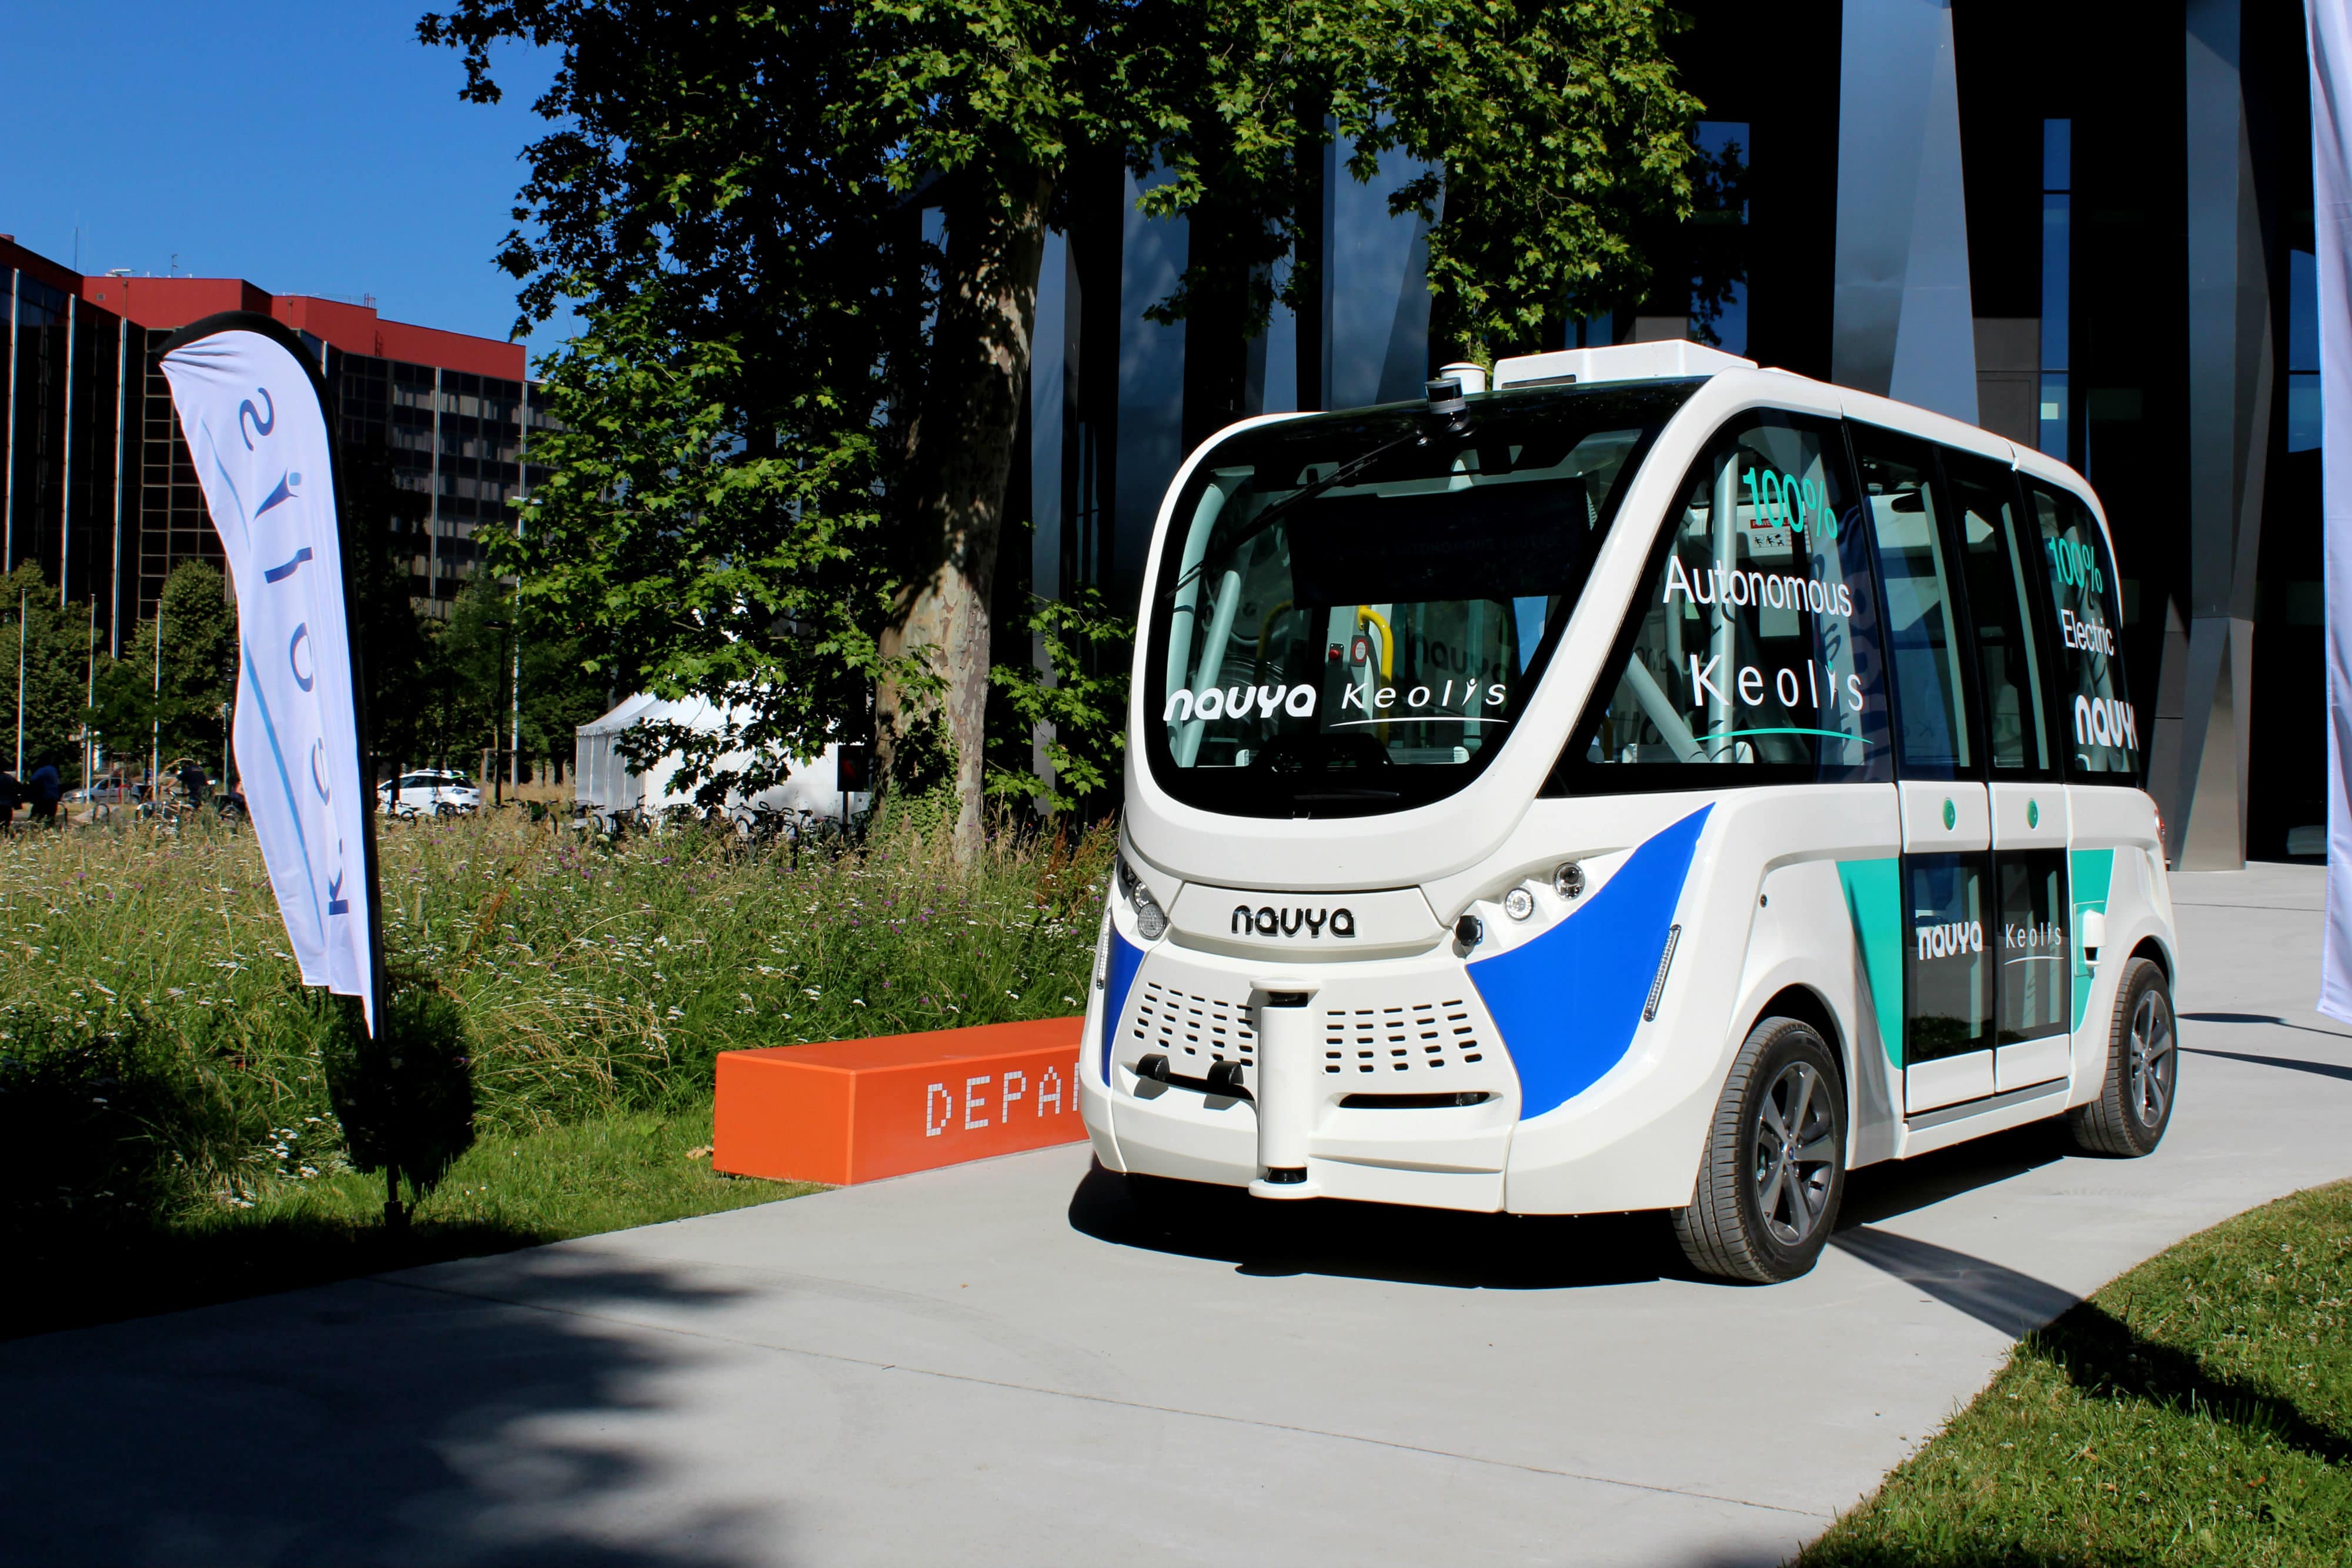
left=1011, top=0, right=2321, bottom=868
left=0, top=235, right=546, bottom=657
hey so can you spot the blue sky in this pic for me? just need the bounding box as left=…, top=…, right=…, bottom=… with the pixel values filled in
left=0, top=2, right=576, bottom=361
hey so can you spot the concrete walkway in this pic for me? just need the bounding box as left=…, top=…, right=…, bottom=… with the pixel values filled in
left=4, top=865, right=2348, bottom=1567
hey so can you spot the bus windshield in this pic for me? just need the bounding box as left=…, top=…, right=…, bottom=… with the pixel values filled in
left=1143, top=382, right=1697, bottom=818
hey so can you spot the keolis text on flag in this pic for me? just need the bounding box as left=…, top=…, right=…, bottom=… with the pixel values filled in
left=162, top=316, right=381, bottom=1035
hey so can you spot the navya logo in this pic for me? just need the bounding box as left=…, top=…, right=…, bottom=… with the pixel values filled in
left=2073, top=696, right=2139, bottom=751
left=1916, top=919, right=1984, bottom=961
left=1166, top=684, right=1317, bottom=722
left=1232, top=904, right=1358, bottom=938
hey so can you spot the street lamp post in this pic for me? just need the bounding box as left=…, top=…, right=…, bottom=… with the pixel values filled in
left=150, top=590, right=163, bottom=797
left=14, top=588, right=25, bottom=777
left=484, top=617, right=510, bottom=808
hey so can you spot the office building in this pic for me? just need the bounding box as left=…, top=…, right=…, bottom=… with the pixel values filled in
left=1, top=233, right=546, bottom=657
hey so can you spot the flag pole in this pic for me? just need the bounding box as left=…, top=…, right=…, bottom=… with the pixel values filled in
left=150, top=591, right=162, bottom=797
left=309, top=336, right=397, bottom=1219
left=157, top=312, right=397, bottom=1221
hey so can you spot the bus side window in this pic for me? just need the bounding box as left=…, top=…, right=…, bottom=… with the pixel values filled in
left=2026, top=483, right=2139, bottom=779
left=1562, top=411, right=1889, bottom=783
left=1854, top=429, right=1972, bottom=779
left=1941, top=450, right=2051, bottom=774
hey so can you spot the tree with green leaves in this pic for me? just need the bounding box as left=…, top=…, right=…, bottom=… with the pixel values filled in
left=987, top=589, right=1132, bottom=817
left=422, top=0, right=1701, bottom=860
left=93, top=561, right=236, bottom=779
left=2, top=563, right=106, bottom=780
left=338, top=432, right=441, bottom=782
left=432, top=580, right=512, bottom=775
left=514, top=620, right=608, bottom=783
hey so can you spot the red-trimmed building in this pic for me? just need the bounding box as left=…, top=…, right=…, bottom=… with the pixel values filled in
left=3, top=232, right=544, bottom=648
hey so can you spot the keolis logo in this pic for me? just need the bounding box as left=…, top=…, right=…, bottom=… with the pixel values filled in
left=1233, top=904, right=1357, bottom=938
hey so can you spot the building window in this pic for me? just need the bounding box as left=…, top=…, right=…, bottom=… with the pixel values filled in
left=1689, top=121, right=1750, bottom=356
left=2039, top=119, right=2071, bottom=463
left=2290, top=248, right=2320, bottom=453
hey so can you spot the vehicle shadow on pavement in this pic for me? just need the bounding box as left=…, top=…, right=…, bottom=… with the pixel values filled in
left=0, top=1252, right=775, bottom=1568
left=1829, top=1226, right=2080, bottom=1338
left=2183, top=1045, right=2352, bottom=1085
left=1832, top=1121, right=2070, bottom=1231
left=2180, top=1009, right=2352, bottom=1043
left=1066, top=1161, right=1678, bottom=1289
left=1073, top=1118, right=2086, bottom=1297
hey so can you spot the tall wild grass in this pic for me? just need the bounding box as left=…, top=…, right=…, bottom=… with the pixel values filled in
left=0, top=811, right=1110, bottom=1233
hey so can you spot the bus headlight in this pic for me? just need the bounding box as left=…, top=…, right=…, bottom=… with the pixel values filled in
left=1116, top=855, right=1170, bottom=941
left=1503, top=887, right=1536, bottom=922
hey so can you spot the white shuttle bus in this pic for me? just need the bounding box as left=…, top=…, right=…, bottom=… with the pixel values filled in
left=1077, top=340, right=2177, bottom=1282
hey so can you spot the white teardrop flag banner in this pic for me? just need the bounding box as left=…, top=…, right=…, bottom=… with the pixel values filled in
left=161, top=314, right=383, bottom=1037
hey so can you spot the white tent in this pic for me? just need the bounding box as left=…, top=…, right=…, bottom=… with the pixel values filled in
left=573, top=693, right=662, bottom=818
left=573, top=693, right=870, bottom=828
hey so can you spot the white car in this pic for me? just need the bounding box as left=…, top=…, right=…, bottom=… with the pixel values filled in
left=379, top=770, right=482, bottom=818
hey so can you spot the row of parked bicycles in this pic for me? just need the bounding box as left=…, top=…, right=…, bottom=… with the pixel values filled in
left=582, top=799, right=867, bottom=862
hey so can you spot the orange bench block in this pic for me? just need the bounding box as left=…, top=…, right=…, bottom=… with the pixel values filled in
left=713, top=1017, right=1087, bottom=1185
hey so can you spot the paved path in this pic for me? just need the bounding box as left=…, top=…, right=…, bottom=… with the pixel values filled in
left=4, top=865, right=2350, bottom=1567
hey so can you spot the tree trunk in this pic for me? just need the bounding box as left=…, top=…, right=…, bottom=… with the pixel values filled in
left=876, top=172, right=1054, bottom=865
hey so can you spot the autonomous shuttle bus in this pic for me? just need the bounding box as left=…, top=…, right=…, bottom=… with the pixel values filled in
left=1077, top=340, right=2177, bottom=1282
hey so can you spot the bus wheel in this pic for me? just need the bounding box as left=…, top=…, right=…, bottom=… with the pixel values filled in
left=2068, top=957, right=2175, bottom=1158
left=1673, top=1017, right=1846, bottom=1284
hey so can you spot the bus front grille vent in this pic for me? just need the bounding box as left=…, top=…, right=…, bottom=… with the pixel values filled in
left=1130, top=981, right=1258, bottom=1071
left=1323, top=1002, right=1484, bottom=1075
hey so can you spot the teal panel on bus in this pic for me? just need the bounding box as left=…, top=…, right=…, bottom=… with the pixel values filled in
left=1837, top=858, right=1903, bottom=1066
left=2069, top=847, right=2114, bottom=1032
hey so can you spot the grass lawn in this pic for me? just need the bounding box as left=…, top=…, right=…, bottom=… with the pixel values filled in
left=6, top=1099, right=814, bottom=1342
left=1798, top=1181, right=2352, bottom=1567
left=1, top=810, right=1105, bottom=1341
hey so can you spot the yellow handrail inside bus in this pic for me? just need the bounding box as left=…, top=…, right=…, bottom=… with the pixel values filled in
left=1355, top=606, right=1394, bottom=680
left=1355, top=606, right=1395, bottom=747
left=1254, top=600, right=1295, bottom=668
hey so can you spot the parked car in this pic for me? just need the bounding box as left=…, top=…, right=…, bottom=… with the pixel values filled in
left=68, top=779, right=148, bottom=807
left=379, top=770, right=482, bottom=817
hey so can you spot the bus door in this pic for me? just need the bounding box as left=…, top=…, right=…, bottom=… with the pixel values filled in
left=1855, top=430, right=1994, bottom=1113
left=1944, top=453, right=2072, bottom=1092
left=2024, top=480, right=2144, bottom=1042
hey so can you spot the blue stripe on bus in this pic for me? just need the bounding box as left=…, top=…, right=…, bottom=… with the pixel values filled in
left=1101, top=928, right=1145, bottom=1082
left=1469, top=804, right=1712, bottom=1119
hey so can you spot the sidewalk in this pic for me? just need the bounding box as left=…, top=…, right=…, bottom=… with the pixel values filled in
left=1, top=864, right=2345, bottom=1566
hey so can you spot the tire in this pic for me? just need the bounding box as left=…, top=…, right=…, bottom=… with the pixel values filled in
left=2068, top=956, right=2175, bottom=1157
left=1673, top=1017, right=1847, bottom=1283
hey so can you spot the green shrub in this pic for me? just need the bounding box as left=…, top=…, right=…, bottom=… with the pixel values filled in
left=322, top=986, right=477, bottom=1203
